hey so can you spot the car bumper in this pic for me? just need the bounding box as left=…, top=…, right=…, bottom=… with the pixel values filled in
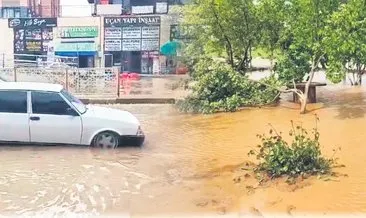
left=119, top=135, right=145, bottom=147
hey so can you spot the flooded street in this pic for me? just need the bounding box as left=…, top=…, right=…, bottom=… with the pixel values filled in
left=2, top=73, right=366, bottom=217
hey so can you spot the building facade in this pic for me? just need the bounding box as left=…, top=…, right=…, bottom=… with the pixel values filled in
left=54, top=25, right=100, bottom=68
left=103, top=16, right=161, bottom=74
left=38, top=0, right=60, bottom=18
left=0, top=0, right=29, bottom=18
left=3, top=13, right=181, bottom=72
left=0, top=0, right=60, bottom=18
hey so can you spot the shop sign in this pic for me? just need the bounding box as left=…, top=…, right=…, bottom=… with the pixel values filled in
left=13, top=27, right=54, bottom=53
left=55, top=42, right=96, bottom=52
left=105, top=39, right=121, bottom=51
left=131, top=6, right=154, bottom=14
left=141, top=38, right=159, bottom=51
left=104, top=16, right=160, bottom=52
left=122, top=39, right=141, bottom=51
left=104, top=16, right=160, bottom=27
left=104, top=28, right=122, bottom=38
left=59, top=26, right=98, bottom=38
left=8, top=18, right=57, bottom=28
left=141, top=26, right=160, bottom=38
left=25, top=40, right=42, bottom=52
left=122, top=26, right=142, bottom=38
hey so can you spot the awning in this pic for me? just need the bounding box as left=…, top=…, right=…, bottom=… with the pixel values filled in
left=55, top=51, right=97, bottom=57
left=160, top=40, right=181, bottom=56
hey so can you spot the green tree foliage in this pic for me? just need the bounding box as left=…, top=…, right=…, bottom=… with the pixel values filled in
left=256, top=0, right=287, bottom=67
left=269, top=0, right=342, bottom=113
left=325, top=0, right=366, bottom=85
left=179, top=0, right=363, bottom=114
left=273, top=50, right=311, bottom=85
left=182, top=0, right=259, bottom=73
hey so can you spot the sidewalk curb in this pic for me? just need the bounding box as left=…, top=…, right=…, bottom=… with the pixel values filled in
left=79, top=98, right=176, bottom=104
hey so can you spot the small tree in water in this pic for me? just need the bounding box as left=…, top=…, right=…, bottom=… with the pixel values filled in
left=248, top=115, right=337, bottom=179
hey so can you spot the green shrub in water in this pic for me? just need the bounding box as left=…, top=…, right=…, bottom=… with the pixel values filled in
left=176, top=63, right=281, bottom=114
left=248, top=115, right=336, bottom=179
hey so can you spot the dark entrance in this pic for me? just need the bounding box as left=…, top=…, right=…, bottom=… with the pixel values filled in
left=78, top=55, right=95, bottom=68
left=122, top=51, right=141, bottom=73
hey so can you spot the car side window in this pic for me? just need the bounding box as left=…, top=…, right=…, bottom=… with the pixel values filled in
left=31, top=91, right=72, bottom=115
left=0, top=90, right=27, bottom=113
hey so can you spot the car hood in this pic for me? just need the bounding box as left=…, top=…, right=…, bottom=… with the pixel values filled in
left=84, top=105, right=140, bottom=125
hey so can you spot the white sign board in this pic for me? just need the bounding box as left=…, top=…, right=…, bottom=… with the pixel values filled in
left=141, top=38, right=160, bottom=51
left=141, top=26, right=160, bottom=38
left=131, top=6, right=154, bottom=14
left=122, top=26, right=142, bottom=38
left=156, top=2, right=168, bottom=14
left=105, top=28, right=122, bottom=38
left=97, top=4, right=122, bottom=15
left=122, top=39, right=141, bottom=51
left=105, top=39, right=121, bottom=51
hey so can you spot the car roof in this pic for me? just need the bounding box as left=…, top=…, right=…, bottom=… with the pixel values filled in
left=0, top=82, right=63, bottom=92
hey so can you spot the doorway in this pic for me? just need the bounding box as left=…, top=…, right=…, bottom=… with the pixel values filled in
left=122, top=51, right=141, bottom=73
left=79, top=56, right=95, bottom=68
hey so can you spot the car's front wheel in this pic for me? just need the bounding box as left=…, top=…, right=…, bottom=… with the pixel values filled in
left=91, top=131, right=119, bottom=149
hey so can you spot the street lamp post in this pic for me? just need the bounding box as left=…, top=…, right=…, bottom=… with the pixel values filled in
left=93, top=0, right=97, bottom=16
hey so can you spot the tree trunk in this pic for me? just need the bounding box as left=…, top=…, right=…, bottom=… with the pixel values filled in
left=300, top=60, right=317, bottom=114
left=356, top=64, right=362, bottom=85
left=357, top=73, right=362, bottom=85
left=270, top=49, right=274, bottom=71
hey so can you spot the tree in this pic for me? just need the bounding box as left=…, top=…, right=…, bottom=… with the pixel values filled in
left=272, top=0, right=342, bottom=113
left=180, top=0, right=345, bottom=114
left=256, top=0, right=287, bottom=69
left=325, top=0, right=366, bottom=85
left=181, top=0, right=260, bottom=74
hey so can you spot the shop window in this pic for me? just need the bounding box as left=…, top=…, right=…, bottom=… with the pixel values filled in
left=0, top=7, right=22, bottom=18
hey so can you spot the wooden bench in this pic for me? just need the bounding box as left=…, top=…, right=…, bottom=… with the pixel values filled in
left=292, top=82, right=327, bottom=103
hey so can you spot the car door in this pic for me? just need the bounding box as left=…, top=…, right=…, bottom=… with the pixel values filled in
left=29, top=91, right=82, bottom=145
left=0, top=90, right=30, bottom=143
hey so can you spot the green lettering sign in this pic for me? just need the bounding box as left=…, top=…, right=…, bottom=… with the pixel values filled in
left=59, top=26, right=98, bottom=38
left=55, top=42, right=96, bottom=52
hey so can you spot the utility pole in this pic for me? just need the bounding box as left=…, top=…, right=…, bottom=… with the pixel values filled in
left=93, top=0, right=97, bottom=16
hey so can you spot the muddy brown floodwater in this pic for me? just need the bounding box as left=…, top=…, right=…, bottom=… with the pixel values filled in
left=2, top=76, right=366, bottom=217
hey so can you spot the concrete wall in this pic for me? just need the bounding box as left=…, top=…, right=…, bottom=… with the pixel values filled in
left=0, top=19, right=14, bottom=67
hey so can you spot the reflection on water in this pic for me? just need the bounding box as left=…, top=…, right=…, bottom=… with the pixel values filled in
left=2, top=72, right=366, bottom=216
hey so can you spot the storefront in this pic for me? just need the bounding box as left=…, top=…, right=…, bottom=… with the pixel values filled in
left=54, top=26, right=98, bottom=68
left=8, top=18, right=57, bottom=66
left=103, top=16, right=161, bottom=74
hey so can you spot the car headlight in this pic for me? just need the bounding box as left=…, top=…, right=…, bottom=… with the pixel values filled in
left=136, top=126, right=144, bottom=136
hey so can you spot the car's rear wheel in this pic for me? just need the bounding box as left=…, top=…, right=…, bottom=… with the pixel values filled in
left=91, top=131, right=119, bottom=149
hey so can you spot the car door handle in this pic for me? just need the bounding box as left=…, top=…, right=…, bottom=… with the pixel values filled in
left=30, top=116, right=40, bottom=121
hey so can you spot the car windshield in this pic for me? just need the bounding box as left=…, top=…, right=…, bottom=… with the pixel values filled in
left=60, top=89, right=87, bottom=114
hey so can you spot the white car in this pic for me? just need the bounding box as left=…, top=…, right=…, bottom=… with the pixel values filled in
left=0, top=82, right=145, bottom=148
